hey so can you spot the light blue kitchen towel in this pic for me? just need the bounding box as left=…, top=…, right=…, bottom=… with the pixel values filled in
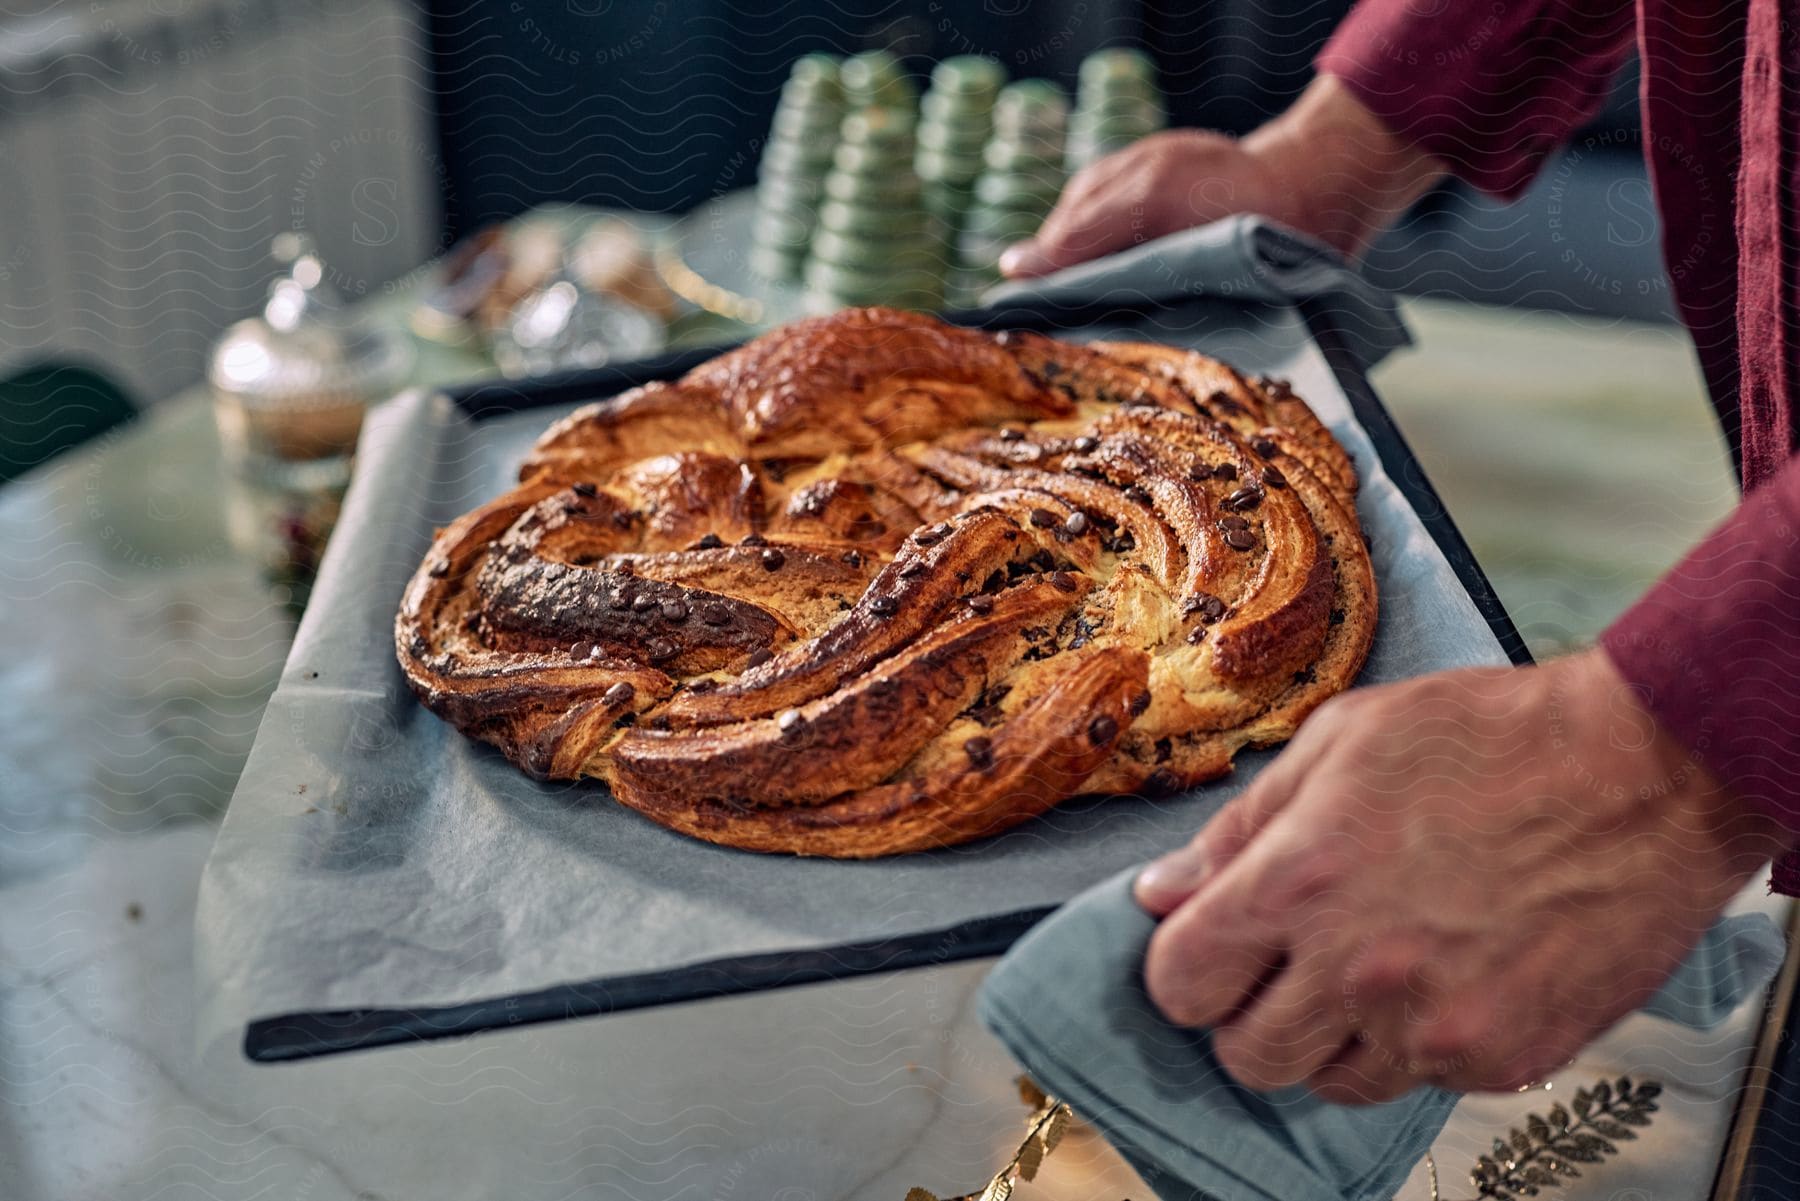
left=978, top=868, right=1786, bottom=1201
left=981, top=215, right=1411, bottom=375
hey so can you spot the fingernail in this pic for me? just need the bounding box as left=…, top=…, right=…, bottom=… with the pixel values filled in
left=1134, top=846, right=1208, bottom=912
left=999, top=241, right=1052, bottom=278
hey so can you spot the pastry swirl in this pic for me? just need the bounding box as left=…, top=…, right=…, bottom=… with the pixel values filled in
left=396, top=307, right=1376, bottom=856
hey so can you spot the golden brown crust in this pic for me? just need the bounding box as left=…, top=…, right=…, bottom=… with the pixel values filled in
left=396, top=307, right=1377, bottom=856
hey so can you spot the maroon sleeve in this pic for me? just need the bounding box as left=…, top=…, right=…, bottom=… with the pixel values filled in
left=1316, top=0, right=1638, bottom=199
left=1601, top=459, right=1800, bottom=894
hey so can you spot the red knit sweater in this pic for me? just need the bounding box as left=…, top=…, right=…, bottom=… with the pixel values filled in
left=1320, top=0, right=1800, bottom=890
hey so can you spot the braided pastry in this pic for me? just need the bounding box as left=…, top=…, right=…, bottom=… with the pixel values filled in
left=396, top=307, right=1376, bottom=857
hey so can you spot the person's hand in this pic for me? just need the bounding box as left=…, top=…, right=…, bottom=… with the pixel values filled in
left=1133, top=648, right=1793, bottom=1103
left=999, top=75, right=1445, bottom=279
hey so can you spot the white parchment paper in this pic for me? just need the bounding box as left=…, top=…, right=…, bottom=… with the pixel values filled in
left=195, top=301, right=1509, bottom=1062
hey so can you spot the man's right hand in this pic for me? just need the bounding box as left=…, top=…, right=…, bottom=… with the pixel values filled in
left=999, top=75, right=1447, bottom=280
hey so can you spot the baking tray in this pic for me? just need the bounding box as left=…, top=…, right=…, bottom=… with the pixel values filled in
left=195, top=293, right=1529, bottom=1062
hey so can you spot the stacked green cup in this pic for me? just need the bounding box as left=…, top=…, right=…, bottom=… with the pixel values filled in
left=1067, top=47, right=1166, bottom=170
left=959, top=79, right=1069, bottom=292
left=751, top=54, right=846, bottom=282
left=840, top=49, right=917, bottom=114
left=802, top=106, right=943, bottom=313
left=916, top=56, right=1006, bottom=278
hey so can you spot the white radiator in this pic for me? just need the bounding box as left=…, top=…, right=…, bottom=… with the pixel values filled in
left=0, top=0, right=440, bottom=405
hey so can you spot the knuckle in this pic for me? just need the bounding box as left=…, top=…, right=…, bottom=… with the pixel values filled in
left=1143, top=936, right=1210, bottom=1028
left=1256, top=845, right=1352, bottom=917
left=1212, top=1027, right=1277, bottom=1089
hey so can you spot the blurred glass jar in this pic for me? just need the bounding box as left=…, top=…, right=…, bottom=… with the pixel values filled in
left=209, top=234, right=413, bottom=605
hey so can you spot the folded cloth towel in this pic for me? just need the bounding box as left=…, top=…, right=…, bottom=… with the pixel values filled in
left=978, top=869, right=1785, bottom=1201
left=981, top=216, right=1411, bottom=374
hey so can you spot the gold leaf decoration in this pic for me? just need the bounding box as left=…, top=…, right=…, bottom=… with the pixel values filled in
left=1465, top=1075, right=1661, bottom=1200
left=1014, top=1138, right=1045, bottom=1183
left=1015, top=1075, right=1049, bottom=1112
left=905, top=1076, right=1075, bottom=1201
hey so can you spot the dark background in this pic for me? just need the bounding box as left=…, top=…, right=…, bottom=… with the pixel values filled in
left=422, top=0, right=1661, bottom=320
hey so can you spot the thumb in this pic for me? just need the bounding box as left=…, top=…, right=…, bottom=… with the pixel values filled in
left=1133, top=729, right=1328, bottom=916
left=1000, top=178, right=1141, bottom=280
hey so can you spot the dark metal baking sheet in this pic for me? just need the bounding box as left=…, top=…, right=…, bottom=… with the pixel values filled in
left=194, top=297, right=1524, bottom=1062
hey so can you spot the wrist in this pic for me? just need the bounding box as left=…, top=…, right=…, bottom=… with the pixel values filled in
left=1564, top=647, right=1800, bottom=864
left=1242, top=75, right=1445, bottom=259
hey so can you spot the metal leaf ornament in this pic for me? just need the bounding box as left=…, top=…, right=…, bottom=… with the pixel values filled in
left=904, top=1077, right=1076, bottom=1201
left=1466, top=1076, right=1661, bottom=1200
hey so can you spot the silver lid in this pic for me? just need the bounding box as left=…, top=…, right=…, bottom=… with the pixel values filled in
left=209, top=234, right=413, bottom=408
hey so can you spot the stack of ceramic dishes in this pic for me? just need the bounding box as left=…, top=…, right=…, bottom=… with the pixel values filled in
left=1066, top=46, right=1166, bottom=170
left=916, top=55, right=1006, bottom=278
left=801, top=107, right=943, bottom=313
left=958, top=79, right=1070, bottom=291
left=750, top=54, right=846, bottom=282
left=839, top=48, right=916, bottom=114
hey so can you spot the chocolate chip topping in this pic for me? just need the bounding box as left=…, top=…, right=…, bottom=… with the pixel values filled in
left=1146, top=767, right=1180, bottom=793
left=1088, top=715, right=1118, bottom=744
left=1184, top=592, right=1227, bottom=623
left=841, top=549, right=864, bottom=568
left=1262, top=465, right=1288, bottom=489
left=1187, top=464, right=1214, bottom=482
left=999, top=427, right=1024, bottom=441
left=870, top=595, right=898, bottom=617
left=900, top=560, right=929, bottom=578
left=1251, top=437, right=1279, bottom=458
left=1061, top=511, right=1089, bottom=536
left=1225, top=486, right=1264, bottom=512
left=632, top=593, right=657, bottom=613
left=660, top=599, right=689, bottom=622
left=603, top=681, right=635, bottom=706
left=1224, top=527, right=1255, bottom=551
left=570, top=641, right=592, bottom=660
left=571, top=481, right=598, bottom=497
left=1218, top=514, right=1250, bottom=532
left=1028, top=507, right=1059, bottom=528
left=702, top=603, right=732, bottom=626
left=427, top=559, right=450, bottom=578
left=1215, top=462, right=1238, bottom=481
left=695, top=532, right=724, bottom=549
left=964, top=736, right=993, bottom=769
left=1049, top=571, right=1079, bottom=593
left=1129, top=690, right=1151, bottom=716
left=1072, top=434, right=1100, bottom=453
left=740, top=532, right=768, bottom=547
left=1123, top=485, right=1152, bottom=505
left=646, top=638, right=677, bottom=664
left=915, top=523, right=950, bottom=545
left=760, top=547, right=786, bottom=571
left=746, top=647, right=773, bottom=668
left=968, top=594, right=995, bottom=614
